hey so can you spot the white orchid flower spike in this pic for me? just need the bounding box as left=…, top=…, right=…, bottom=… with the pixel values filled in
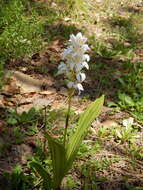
left=58, top=32, right=90, bottom=94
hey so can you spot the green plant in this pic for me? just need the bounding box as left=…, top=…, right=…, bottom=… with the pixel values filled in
left=7, top=107, right=40, bottom=126
left=0, top=0, right=45, bottom=88
left=97, top=126, right=109, bottom=138
left=30, top=96, right=104, bottom=189
left=77, top=139, right=102, bottom=160
left=115, top=118, right=139, bottom=143
left=129, top=144, right=143, bottom=160
left=29, top=32, right=104, bottom=189
left=125, top=183, right=143, bottom=190
left=115, top=126, right=138, bottom=144
left=54, top=0, right=89, bottom=15
left=80, top=156, right=119, bottom=189
left=64, top=175, right=80, bottom=189
left=115, top=60, right=143, bottom=123
left=2, top=165, right=32, bottom=190
left=81, top=166, right=99, bottom=190
left=118, top=93, right=135, bottom=109
left=6, top=107, right=41, bottom=145
left=0, top=0, right=44, bottom=61
left=13, top=127, right=25, bottom=144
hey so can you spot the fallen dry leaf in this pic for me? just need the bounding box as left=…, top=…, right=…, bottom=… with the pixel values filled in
left=39, top=89, right=56, bottom=95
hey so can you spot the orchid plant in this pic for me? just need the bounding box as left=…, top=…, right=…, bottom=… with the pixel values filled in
left=30, top=33, right=104, bottom=190
left=58, top=32, right=90, bottom=147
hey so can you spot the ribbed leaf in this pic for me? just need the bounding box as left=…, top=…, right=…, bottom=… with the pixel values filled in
left=29, top=161, right=52, bottom=190
left=65, top=95, right=104, bottom=172
left=45, top=133, right=67, bottom=189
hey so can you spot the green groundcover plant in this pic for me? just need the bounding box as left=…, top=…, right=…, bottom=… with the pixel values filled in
left=29, top=33, right=104, bottom=190
left=0, top=0, right=44, bottom=88
left=0, top=0, right=44, bottom=61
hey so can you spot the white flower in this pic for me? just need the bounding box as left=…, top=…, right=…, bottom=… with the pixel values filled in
left=76, top=72, right=86, bottom=82
left=83, top=54, right=90, bottom=62
left=75, top=62, right=89, bottom=72
left=75, top=83, right=84, bottom=94
left=69, top=62, right=75, bottom=70
left=70, top=32, right=87, bottom=47
left=67, top=81, right=84, bottom=94
left=82, top=62, right=89, bottom=69
left=62, top=47, right=73, bottom=58
left=57, top=62, right=67, bottom=74
left=122, top=117, right=134, bottom=127
left=67, top=81, right=75, bottom=88
left=58, top=32, right=90, bottom=94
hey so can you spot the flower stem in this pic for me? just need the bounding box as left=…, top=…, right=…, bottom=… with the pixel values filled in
left=63, top=90, right=73, bottom=147
left=43, top=106, right=47, bottom=153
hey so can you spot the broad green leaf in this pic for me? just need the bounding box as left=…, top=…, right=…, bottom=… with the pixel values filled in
left=45, top=133, right=67, bottom=189
left=7, top=118, right=18, bottom=125
left=29, top=161, right=52, bottom=190
left=118, top=93, right=135, bottom=107
left=124, top=95, right=135, bottom=106
left=65, top=95, right=104, bottom=173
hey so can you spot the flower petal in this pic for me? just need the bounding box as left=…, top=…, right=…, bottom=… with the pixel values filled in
left=76, top=72, right=86, bottom=82
left=67, top=81, right=74, bottom=88
left=69, top=62, right=75, bottom=70
left=84, top=54, right=90, bottom=62
left=82, top=62, right=89, bottom=69
left=70, top=34, right=77, bottom=46
left=75, top=63, right=83, bottom=72
left=82, top=44, right=90, bottom=51
left=58, top=63, right=67, bottom=71
left=75, top=83, right=84, bottom=95
left=76, top=83, right=84, bottom=91
left=76, top=32, right=87, bottom=44
left=62, top=47, right=73, bottom=58
left=57, top=62, right=68, bottom=74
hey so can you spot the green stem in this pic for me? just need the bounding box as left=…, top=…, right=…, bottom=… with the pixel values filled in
left=63, top=90, right=73, bottom=147
left=43, top=106, right=47, bottom=153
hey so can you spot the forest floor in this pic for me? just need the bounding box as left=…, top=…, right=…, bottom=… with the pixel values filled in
left=0, top=0, right=143, bottom=189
